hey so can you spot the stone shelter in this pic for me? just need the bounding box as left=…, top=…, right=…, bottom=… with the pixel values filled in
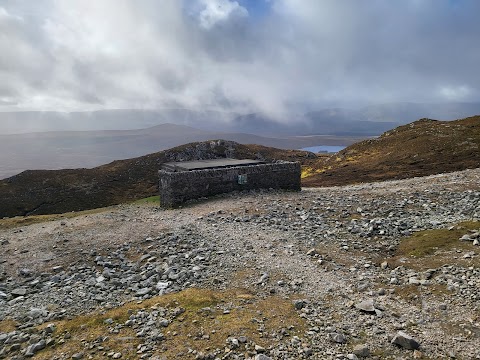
left=158, top=158, right=301, bottom=208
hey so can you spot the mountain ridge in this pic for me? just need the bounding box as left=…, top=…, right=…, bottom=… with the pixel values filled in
left=0, top=123, right=359, bottom=179
left=303, top=115, right=480, bottom=186
left=2, top=102, right=480, bottom=135
left=1, top=115, right=480, bottom=218
left=0, top=140, right=315, bottom=218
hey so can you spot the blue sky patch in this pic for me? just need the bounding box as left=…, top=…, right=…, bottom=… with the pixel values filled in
left=238, top=0, right=272, bottom=19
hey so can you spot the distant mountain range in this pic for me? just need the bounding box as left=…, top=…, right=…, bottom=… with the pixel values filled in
left=0, top=109, right=237, bottom=134
left=1, top=101, right=479, bottom=179
left=0, top=123, right=360, bottom=179
left=1, top=102, right=480, bottom=135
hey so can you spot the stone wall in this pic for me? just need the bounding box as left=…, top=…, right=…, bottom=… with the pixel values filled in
left=159, top=162, right=301, bottom=208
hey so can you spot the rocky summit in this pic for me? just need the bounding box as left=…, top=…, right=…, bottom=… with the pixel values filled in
left=0, top=168, right=479, bottom=359
left=303, top=115, right=480, bottom=187
left=0, top=140, right=315, bottom=218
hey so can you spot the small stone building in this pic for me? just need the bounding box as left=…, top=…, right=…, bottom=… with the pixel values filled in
left=158, top=159, right=301, bottom=208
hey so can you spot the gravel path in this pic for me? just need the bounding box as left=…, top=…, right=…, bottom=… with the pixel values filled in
left=1, top=168, right=479, bottom=359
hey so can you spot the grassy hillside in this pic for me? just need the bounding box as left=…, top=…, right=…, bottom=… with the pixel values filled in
left=0, top=140, right=315, bottom=217
left=302, top=115, right=480, bottom=186
left=2, top=116, right=479, bottom=218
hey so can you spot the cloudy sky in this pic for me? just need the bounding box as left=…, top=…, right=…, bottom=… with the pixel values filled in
left=1, top=0, right=479, bottom=116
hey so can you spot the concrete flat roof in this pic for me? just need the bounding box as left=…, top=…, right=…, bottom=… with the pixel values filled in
left=161, top=158, right=265, bottom=171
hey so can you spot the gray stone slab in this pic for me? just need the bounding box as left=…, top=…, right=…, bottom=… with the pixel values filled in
left=161, top=158, right=264, bottom=172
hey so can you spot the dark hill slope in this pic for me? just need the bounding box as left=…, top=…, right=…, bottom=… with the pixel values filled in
left=0, top=122, right=358, bottom=180
left=303, top=116, right=480, bottom=186
left=0, top=140, right=315, bottom=217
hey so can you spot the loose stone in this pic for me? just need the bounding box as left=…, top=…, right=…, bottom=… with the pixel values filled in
left=355, top=299, right=376, bottom=313
left=391, top=331, right=420, bottom=350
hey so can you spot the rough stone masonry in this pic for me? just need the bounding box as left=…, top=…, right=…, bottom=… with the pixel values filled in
left=158, top=160, right=301, bottom=208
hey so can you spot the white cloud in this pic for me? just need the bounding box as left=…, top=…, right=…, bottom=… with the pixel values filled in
left=197, top=0, right=248, bottom=29
left=0, top=0, right=479, bottom=116
left=438, top=85, right=472, bottom=101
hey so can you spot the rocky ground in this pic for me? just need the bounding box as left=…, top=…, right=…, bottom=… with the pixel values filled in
left=1, top=168, right=479, bottom=360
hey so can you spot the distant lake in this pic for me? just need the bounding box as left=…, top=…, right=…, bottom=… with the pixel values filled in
left=301, top=145, right=346, bottom=153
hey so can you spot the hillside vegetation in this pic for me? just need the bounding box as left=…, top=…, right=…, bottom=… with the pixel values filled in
left=0, top=140, right=315, bottom=217
left=1, top=116, right=480, bottom=218
left=303, top=116, right=480, bottom=186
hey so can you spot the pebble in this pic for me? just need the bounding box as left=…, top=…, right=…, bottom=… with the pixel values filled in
left=254, top=355, right=272, bottom=360
left=329, top=332, right=347, bottom=343
left=11, top=288, right=27, bottom=297
left=355, top=299, right=376, bottom=313
left=353, top=344, right=370, bottom=358
left=254, top=344, right=266, bottom=353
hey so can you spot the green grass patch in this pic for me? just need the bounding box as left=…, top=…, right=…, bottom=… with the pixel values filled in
left=0, top=207, right=112, bottom=230
left=0, top=195, right=160, bottom=229
left=131, top=195, right=160, bottom=205
left=34, top=287, right=306, bottom=360
left=0, top=196, right=160, bottom=230
left=397, top=221, right=480, bottom=257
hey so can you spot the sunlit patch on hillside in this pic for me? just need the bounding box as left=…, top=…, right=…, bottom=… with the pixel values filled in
left=301, top=166, right=327, bottom=179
